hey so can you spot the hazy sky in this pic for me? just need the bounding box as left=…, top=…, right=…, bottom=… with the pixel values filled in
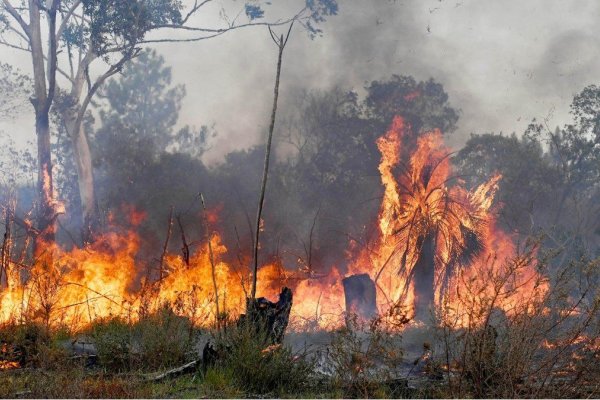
left=2, top=0, right=600, bottom=164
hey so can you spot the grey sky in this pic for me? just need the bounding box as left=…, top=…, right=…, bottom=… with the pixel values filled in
left=1, top=0, right=600, bottom=164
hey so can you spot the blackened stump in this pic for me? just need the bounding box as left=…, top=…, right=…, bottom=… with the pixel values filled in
left=342, top=273, right=378, bottom=321
left=242, top=287, right=293, bottom=344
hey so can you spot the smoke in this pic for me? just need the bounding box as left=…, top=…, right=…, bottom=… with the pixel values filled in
left=2, top=1, right=600, bottom=160
left=155, top=0, right=600, bottom=161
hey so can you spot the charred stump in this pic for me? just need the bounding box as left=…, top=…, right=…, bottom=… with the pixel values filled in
left=343, top=274, right=378, bottom=322
left=200, top=288, right=292, bottom=372
left=241, top=287, right=293, bottom=344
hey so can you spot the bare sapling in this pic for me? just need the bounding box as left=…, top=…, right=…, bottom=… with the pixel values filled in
left=201, top=193, right=220, bottom=330
left=250, top=22, right=294, bottom=302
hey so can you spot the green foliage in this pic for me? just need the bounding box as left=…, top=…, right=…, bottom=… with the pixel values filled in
left=89, top=318, right=132, bottom=371
left=455, top=133, right=558, bottom=233
left=0, top=322, right=71, bottom=369
left=209, top=324, right=314, bottom=396
left=91, top=48, right=211, bottom=249
left=96, top=48, right=186, bottom=152
left=135, top=306, right=196, bottom=369
left=365, top=74, right=459, bottom=137
left=456, top=84, right=600, bottom=257
left=304, top=0, right=339, bottom=37
left=89, top=307, right=197, bottom=372
left=571, top=84, right=600, bottom=139
left=82, top=0, right=183, bottom=53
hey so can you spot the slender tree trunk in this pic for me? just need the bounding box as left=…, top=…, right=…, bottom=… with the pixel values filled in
left=250, top=25, right=293, bottom=301
left=29, top=0, right=60, bottom=251
left=67, top=115, right=98, bottom=243
left=62, top=51, right=99, bottom=244
left=64, top=51, right=132, bottom=244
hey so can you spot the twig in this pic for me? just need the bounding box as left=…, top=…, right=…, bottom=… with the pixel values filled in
left=200, top=193, right=220, bottom=330
left=176, top=215, right=190, bottom=266
left=0, top=202, right=12, bottom=288
left=233, top=225, right=248, bottom=298
left=159, top=206, right=174, bottom=281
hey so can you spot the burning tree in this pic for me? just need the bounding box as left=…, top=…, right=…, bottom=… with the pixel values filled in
left=371, top=116, right=502, bottom=321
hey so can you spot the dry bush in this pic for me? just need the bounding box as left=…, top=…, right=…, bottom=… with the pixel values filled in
left=433, top=239, right=600, bottom=398
left=326, top=314, right=405, bottom=398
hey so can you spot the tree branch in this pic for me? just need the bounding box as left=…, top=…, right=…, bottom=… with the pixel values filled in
left=0, top=36, right=75, bottom=84
left=43, top=0, right=60, bottom=114
left=181, top=0, right=213, bottom=25
left=56, top=0, right=82, bottom=40
left=200, top=193, right=220, bottom=329
left=142, top=9, right=305, bottom=44
left=2, top=0, right=31, bottom=38
left=72, top=48, right=139, bottom=135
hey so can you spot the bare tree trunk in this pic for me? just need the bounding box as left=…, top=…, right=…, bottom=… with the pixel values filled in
left=64, top=50, right=136, bottom=243
left=65, top=112, right=98, bottom=243
left=250, top=24, right=293, bottom=301
left=29, top=0, right=60, bottom=251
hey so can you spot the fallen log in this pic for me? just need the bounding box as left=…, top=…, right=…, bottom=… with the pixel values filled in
left=144, top=360, right=199, bottom=382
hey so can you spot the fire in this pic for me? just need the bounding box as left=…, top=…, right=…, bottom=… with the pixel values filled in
left=0, top=361, right=19, bottom=370
left=0, top=116, right=546, bottom=332
left=294, top=116, right=546, bottom=328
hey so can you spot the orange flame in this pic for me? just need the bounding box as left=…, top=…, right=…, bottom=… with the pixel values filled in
left=0, top=116, right=546, bottom=332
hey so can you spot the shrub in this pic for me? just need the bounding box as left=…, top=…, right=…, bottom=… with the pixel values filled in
left=89, top=306, right=198, bottom=372
left=434, top=240, right=600, bottom=398
left=327, top=315, right=404, bottom=398
left=133, top=305, right=197, bottom=370
left=89, top=318, right=132, bottom=371
left=208, top=323, right=314, bottom=396
left=0, top=321, right=71, bottom=368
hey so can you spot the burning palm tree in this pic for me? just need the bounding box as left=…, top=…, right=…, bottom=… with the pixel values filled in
left=374, top=116, right=501, bottom=321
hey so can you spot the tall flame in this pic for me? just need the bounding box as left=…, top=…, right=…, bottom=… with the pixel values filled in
left=0, top=116, right=546, bottom=331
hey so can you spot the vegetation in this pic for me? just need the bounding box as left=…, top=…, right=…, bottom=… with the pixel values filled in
left=1, top=2, right=600, bottom=398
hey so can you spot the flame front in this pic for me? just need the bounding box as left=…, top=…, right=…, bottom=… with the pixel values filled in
left=0, top=116, right=546, bottom=331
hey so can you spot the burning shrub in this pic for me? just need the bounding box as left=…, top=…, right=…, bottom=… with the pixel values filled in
left=434, top=239, right=600, bottom=398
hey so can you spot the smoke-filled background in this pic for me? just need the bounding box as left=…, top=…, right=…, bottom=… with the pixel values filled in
left=1, top=0, right=600, bottom=278
left=4, top=1, right=600, bottom=155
